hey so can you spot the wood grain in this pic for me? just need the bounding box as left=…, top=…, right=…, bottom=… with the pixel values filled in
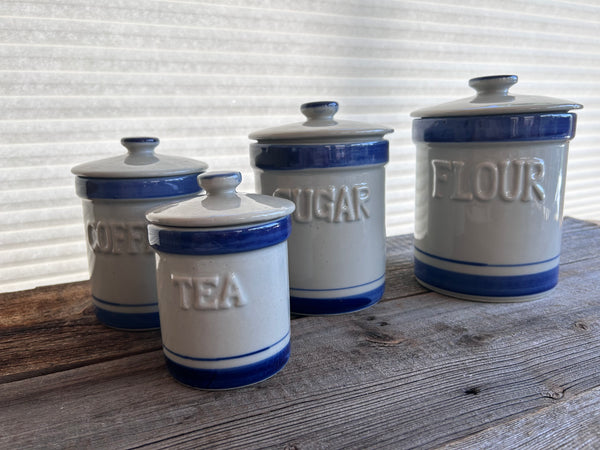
left=1, top=217, right=599, bottom=449
left=0, top=281, right=161, bottom=383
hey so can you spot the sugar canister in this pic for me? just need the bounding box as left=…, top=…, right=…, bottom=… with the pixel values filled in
left=146, top=171, right=295, bottom=389
left=411, top=75, right=582, bottom=301
left=250, top=101, right=394, bottom=315
left=71, top=137, right=208, bottom=329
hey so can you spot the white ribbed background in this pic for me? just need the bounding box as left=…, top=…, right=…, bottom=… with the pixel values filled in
left=1, top=0, right=599, bottom=293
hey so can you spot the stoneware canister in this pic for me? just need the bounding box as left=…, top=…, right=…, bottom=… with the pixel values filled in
left=250, top=101, right=394, bottom=315
left=411, top=75, right=582, bottom=301
left=71, top=137, right=208, bottom=330
left=146, top=171, right=295, bottom=389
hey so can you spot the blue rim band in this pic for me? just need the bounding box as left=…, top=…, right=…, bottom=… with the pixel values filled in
left=250, top=140, right=389, bottom=170
left=290, top=283, right=384, bottom=315
left=148, top=216, right=291, bottom=255
left=94, top=306, right=160, bottom=330
left=165, top=341, right=290, bottom=389
left=75, top=173, right=202, bottom=199
left=414, top=258, right=559, bottom=297
left=412, top=113, right=576, bottom=142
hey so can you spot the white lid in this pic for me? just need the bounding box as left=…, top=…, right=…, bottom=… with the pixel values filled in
left=411, top=75, right=583, bottom=118
left=71, top=137, right=208, bottom=178
left=249, top=101, right=393, bottom=142
left=146, top=171, right=295, bottom=228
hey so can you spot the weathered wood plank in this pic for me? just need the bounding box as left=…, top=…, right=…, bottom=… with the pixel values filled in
left=440, top=386, right=600, bottom=449
left=1, top=234, right=600, bottom=449
left=0, top=281, right=161, bottom=383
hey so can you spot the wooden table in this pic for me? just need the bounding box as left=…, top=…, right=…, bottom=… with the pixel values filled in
left=2, top=217, right=600, bottom=449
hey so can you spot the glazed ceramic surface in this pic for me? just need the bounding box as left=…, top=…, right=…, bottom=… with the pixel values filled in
left=411, top=75, right=582, bottom=302
left=250, top=101, right=393, bottom=315
left=71, top=137, right=208, bottom=330
left=146, top=171, right=295, bottom=389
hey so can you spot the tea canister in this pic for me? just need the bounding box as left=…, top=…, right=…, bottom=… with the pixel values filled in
left=146, top=171, right=295, bottom=389
left=71, top=137, right=208, bottom=330
left=249, top=101, right=394, bottom=315
left=411, top=75, right=583, bottom=302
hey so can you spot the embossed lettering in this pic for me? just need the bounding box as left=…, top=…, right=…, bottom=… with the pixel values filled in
left=334, top=185, right=355, bottom=222
left=431, top=158, right=546, bottom=203
left=522, top=159, right=545, bottom=202
left=498, top=159, right=525, bottom=201
left=172, top=275, right=194, bottom=310
left=353, top=184, right=370, bottom=219
left=473, top=161, right=498, bottom=201
left=274, top=183, right=370, bottom=223
left=432, top=159, right=451, bottom=199
left=291, top=188, right=313, bottom=223
left=450, top=161, right=473, bottom=201
left=170, top=273, right=247, bottom=310
left=314, top=186, right=336, bottom=222
left=86, top=220, right=153, bottom=255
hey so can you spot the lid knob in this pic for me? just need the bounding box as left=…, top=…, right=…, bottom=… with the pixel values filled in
left=469, top=75, right=518, bottom=97
left=199, top=171, right=241, bottom=196
left=300, top=101, right=339, bottom=121
left=120, top=137, right=161, bottom=165
left=121, top=136, right=160, bottom=154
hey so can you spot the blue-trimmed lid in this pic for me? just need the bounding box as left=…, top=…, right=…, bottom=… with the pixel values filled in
left=71, top=137, right=208, bottom=178
left=411, top=75, right=582, bottom=118
left=251, top=140, right=389, bottom=170
left=249, top=101, right=393, bottom=142
left=411, top=75, right=582, bottom=143
left=249, top=101, right=393, bottom=170
left=145, top=171, right=295, bottom=228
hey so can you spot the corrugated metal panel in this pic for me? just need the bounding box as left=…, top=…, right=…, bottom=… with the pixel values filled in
left=0, top=0, right=599, bottom=292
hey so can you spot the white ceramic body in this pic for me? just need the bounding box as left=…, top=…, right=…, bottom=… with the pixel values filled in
left=153, top=236, right=291, bottom=389
left=72, top=137, right=208, bottom=329
left=254, top=164, right=387, bottom=314
left=414, top=140, right=569, bottom=301
left=81, top=195, right=196, bottom=329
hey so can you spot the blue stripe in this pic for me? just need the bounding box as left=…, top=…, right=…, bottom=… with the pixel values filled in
left=93, top=295, right=158, bottom=308
left=148, top=216, right=291, bottom=255
left=414, top=247, right=560, bottom=268
left=93, top=306, right=160, bottom=330
left=250, top=140, right=389, bottom=170
left=165, top=342, right=290, bottom=389
left=290, top=283, right=385, bottom=315
left=291, top=273, right=385, bottom=292
left=75, top=173, right=202, bottom=199
left=414, top=258, right=558, bottom=298
left=163, top=331, right=290, bottom=362
left=412, top=113, right=576, bottom=142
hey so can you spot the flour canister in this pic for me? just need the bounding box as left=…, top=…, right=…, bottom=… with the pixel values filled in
left=411, top=75, right=582, bottom=301
left=250, top=101, right=394, bottom=315
left=146, top=171, right=295, bottom=389
left=71, top=137, right=208, bottom=330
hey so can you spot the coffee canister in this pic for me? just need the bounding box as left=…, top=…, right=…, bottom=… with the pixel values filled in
left=411, top=75, right=582, bottom=301
left=250, top=101, right=394, bottom=315
left=146, top=171, right=295, bottom=389
left=71, top=137, right=208, bottom=329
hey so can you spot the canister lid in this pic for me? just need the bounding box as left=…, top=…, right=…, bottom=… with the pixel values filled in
left=71, top=137, right=208, bottom=178
left=146, top=171, right=295, bottom=228
left=411, top=75, right=582, bottom=118
left=411, top=75, right=582, bottom=143
left=250, top=101, right=393, bottom=170
left=249, top=101, right=393, bottom=142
